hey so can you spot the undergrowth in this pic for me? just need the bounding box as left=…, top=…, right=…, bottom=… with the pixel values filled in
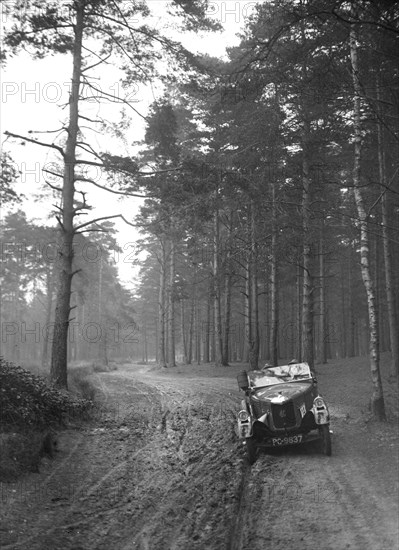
left=0, top=358, right=92, bottom=429
left=0, top=357, right=96, bottom=481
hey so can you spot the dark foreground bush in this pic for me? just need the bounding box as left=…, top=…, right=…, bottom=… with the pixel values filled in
left=0, top=357, right=92, bottom=429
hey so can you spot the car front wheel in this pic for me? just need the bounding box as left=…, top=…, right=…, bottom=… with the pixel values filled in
left=246, top=437, right=257, bottom=464
left=319, top=424, right=332, bottom=456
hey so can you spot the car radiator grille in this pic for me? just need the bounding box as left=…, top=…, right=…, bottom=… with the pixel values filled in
left=271, top=401, right=296, bottom=428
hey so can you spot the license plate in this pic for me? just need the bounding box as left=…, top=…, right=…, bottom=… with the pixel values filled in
left=272, top=434, right=303, bottom=446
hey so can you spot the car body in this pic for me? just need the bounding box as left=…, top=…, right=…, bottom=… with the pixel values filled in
left=236, top=362, right=331, bottom=463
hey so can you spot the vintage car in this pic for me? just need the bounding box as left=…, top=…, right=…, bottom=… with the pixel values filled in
left=236, top=361, right=331, bottom=463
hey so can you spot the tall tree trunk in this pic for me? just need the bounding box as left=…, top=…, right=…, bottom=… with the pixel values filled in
left=263, top=272, right=270, bottom=361
left=297, top=13, right=315, bottom=371
left=195, top=305, right=201, bottom=365
left=301, top=117, right=314, bottom=370
left=377, top=77, right=399, bottom=376
left=350, top=18, right=386, bottom=419
left=318, top=228, right=327, bottom=364
left=158, top=238, right=167, bottom=367
left=339, top=254, right=346, bottom=358
left=42, top=267, right=55, bottom=369
left=222, top=270, right=232, bottom=366
left=222, top=212, right=233, bottom=366
left=98, top=258, right=108, bottom=367
left=296, top=262, right=302, bottom=361
left=142, top=319, right=148, bottom=364
left=203, top=281, right=211, bottom=363
left=50, top=2, right=84, bottom=388
left=167, top=240, right=176, bottom=367
left=244, top=254, right=251, bottom=364
left=250, top=244, right=260, bottom=368
left=270, top=179, right=279, bottom=366
left=187, top=288, right=195, bottom=365
left=348, top=243, right=356, bottom=357
left=246, top=201, right=259, bottom=370
left=213, top=208, right=223, bottom=366
left=181, top=300, right=188, bottom=363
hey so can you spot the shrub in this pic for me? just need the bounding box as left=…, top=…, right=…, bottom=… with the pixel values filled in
left=0, top=357, right=92, bottom=429
left=69, top=369, right=97, bottom=401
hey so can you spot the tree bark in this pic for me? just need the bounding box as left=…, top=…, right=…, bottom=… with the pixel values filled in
left=270, top=179, right=279, bottom=366
left=97, top=257, right=109, bottom=367
left=187, top=287, right=195, bottom=365
left=222, top=211, right=233, bottom=366
left=296, top=262, right=302, bottom=360
left=203, top=281, right=211, bottom=363
left=167, top=239, right=176, bottom=366
left=41, top=266, right=55, bottom=369
left=181, top=299, right=188, bottom=363
left=318, top=228, right=328, bottom=364
left=158, top=238, right=167, bottom=367
left=144, top=323, right=148, bottom=363
left=301, top=118, right=314, bottom=370
left=50, top=2, right=84, bottom=388
left=347, top=243, right=356, bottom=357
left=246, top=201, right=259, bottom=370
left=377, top=76, right=399, bottom=377
left=213, top=207, right=223, bottom=366
left=350, top=17, right=386, bottom=419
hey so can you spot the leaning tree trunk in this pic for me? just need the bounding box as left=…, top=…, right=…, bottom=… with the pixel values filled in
left=50, top=2, right=84, bottom=388
left=350, top=18, right=386, bottom=419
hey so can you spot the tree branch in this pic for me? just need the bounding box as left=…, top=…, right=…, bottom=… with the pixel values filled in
left=74, top=175, right=147, bottom=197
left=74, top=157, right=181, bottom=177
left=81, top=47, right=113, bottom=72
left=4, top=131, right=65, bottom=157
left=74, top=213, right=140, bottom=232
left=81, top=78, right=147, bottom=120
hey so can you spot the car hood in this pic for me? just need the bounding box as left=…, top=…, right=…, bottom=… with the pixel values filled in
left=252, top=382, right=312, bottom=404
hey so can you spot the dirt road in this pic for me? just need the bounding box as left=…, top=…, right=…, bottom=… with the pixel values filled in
left=1, top=360, right=398, bottom=550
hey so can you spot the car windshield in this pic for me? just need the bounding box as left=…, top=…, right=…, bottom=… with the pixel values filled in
left=248, top=362, right=312, bottom=388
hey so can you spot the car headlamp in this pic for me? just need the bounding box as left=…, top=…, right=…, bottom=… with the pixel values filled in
left=238, top=410, right=250, bottom=422
left=314, top=397, right=325, bottom=408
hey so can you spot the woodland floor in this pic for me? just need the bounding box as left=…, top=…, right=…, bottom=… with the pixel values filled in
left=0, top=355, right=398, bottom=550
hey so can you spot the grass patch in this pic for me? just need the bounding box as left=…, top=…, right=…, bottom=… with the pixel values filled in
left=68, top=360, right=117, bottom=400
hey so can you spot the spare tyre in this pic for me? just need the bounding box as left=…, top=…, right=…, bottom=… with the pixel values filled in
left=237, top=371, right=249, bottom=391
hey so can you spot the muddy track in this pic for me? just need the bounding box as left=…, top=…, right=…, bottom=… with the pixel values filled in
left=1, top=363, right=398, bottom=550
